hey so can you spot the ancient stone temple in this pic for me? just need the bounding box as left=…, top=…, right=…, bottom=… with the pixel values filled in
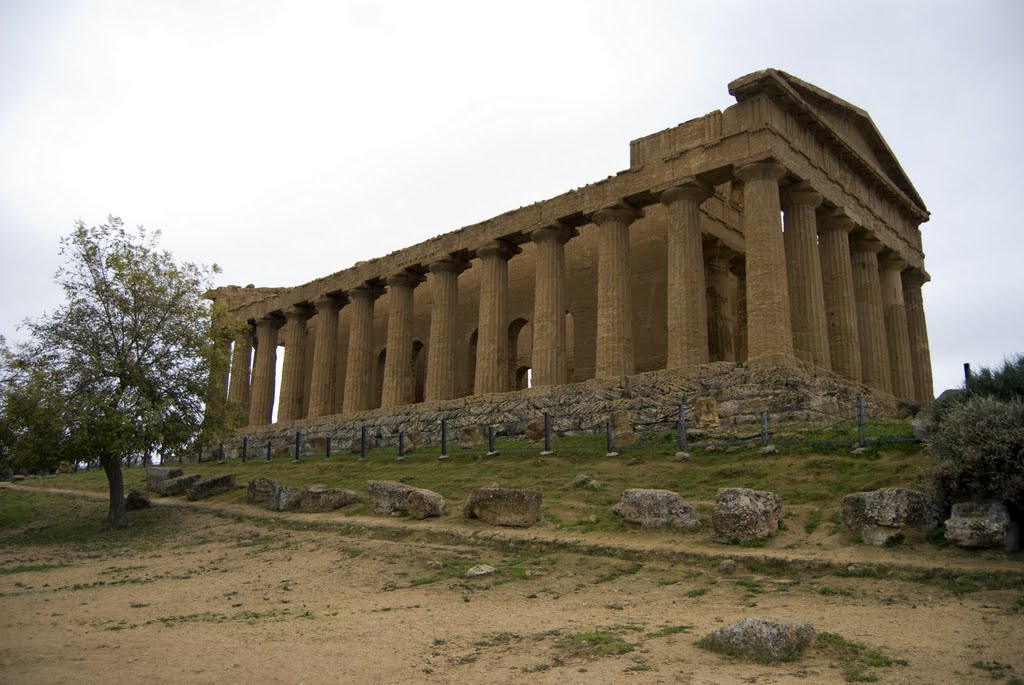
left=210, top=69, right=934, bottom=443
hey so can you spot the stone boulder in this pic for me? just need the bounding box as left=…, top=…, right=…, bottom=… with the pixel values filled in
left=146, top=467, right=184, bottom=492
left=712, top=488, right=782, bottom=542
left=463, top=486, right=542, bottom=527
left=695, top=396, right=721, bottom=428
left=524, top=417, right=547, bottom=444
left=699, top=618, right=816, bottom=661
left=460, top=425, right=486, bottom=448
left=609, top=411, right=639, bottom=449
left=151, top=473, right=201, bottom=497
left=247, top=477, right=278, bottom=505
left=185, top=474, right=236, bottom=501
left=945, top=501, right=1015, bottom=550
left=612, top=488, right=701, bottom=531
left=266, top=483, right=306, bottom=512
left=365, top=480, right=445, bottom=519
left=840, top=487, right=940, bottom=545
left=299, top=487, right=361, bottom=512
left=125, top=489, right=151, bottom=510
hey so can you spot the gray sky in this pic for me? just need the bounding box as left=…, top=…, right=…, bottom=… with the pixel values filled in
left=2, top=0, right=1022, bottom=396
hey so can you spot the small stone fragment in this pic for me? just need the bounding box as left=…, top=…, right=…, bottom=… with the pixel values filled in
left=612, top=488, right=701, bottom=531
left=465, top=564, right=496, bottom=577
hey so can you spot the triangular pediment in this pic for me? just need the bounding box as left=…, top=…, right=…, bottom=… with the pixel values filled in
left=729, top=69, right=927, bottom=216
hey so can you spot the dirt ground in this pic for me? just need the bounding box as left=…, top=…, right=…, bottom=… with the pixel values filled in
left=1, top=489, right=1022, bottom=684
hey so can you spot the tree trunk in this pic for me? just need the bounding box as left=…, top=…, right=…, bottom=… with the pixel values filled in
left=103, top=458, right=128, bottom=528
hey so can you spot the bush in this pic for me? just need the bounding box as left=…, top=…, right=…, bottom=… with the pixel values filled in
left=931, top=396, right=1024, bottom=508
left=932, top=354, right=1024, bottom=425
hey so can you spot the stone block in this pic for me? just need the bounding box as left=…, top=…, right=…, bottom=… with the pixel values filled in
left=151, top=473, right=201, bottom=497
left=146, top=467, right=184, bottom=492
left=699, top=618, right=816, bottom=661
left=185, top=474, right=236, bottom=501
left=944, top=501, right=1014, bottom=550
left=695, top=396, right=721, bottom=428
left=299, top=487, right=361, bottom=512
left=840, top=487, right=940, bottom=545
left=712, top=487, right=782, bottom=542
left=612, top=488, right=701, bottom=531
left=365, top=480, right=444, bottom=519
left=459, top=425, right=486, bottom=448
left=247, top=477, right=278, bottom=504
left=463, top=486, right=542, bottom=527
left=125, top=489, right=151, bottom=510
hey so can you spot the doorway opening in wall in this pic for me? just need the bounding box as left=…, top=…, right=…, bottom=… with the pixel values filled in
left=516, top=366, right=532, bottom=390
left=271, top=345, right=285, bottom=423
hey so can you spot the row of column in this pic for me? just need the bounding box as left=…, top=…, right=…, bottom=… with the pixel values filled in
left=229, top=159, right=933, bottom=426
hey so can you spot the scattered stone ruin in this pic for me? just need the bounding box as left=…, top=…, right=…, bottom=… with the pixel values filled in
left=209, top=69, right=934, bottom=447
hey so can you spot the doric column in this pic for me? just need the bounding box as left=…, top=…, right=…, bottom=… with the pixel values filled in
left=227, top=326, right=253, bottom=421
left=381, top=270, right=423, bottom=408
left=307, top=294, right=345, bottom=418
left=731, top=256, right=748, bottom=362
left=425, top=257, right=470, bottom=401
left=735, top=161, right=793, bottom=358
left=660, top=179, right=712, bottom=368
left=592, top=204, right=642, bottom=378
left=474, top=240, right=519, bottom=395
left=879, top=255, right=915, bottom=399
left=818, top=213, right=861, bottom=382
left=782, top=182, right=831, bottom=370
left=705, top=242, right=737, bottom=362
left=902, top=269, right=935, bottom=406
left=850, top=234, right=892, bottom=393
left=531, top=224, right=575, bottom=386
left=248, top=314, right=283, bottom=426
left=277, top=305, right=312, bottom=423
left=342, top=285, right=383, bottom=414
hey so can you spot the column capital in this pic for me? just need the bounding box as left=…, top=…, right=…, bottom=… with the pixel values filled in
left=660, top=178, right=712, bottom=206
left=347, top=283, right=385, bottom=301
left=530, top=223, right=576, bottom=245
left=878, top=253, right=907, bottom=272
left=781, top=181, right=822, bottom=209
left=386, top=269, right=425, bottom=289
left=313, top=293, right=346, bottom=312
left=428, top=256, right=471, bottom=276
left=256, top=313, right=285, bottom=330
left=591, top=203, right=643, bottom=226
left=735, top=159, right=787, bottom=183
left=283, top=304, right=313, bottom=322
left=850, top=233, right=885, bottom=254
left=902, top=268, right=930, bottom=287
left=819, top=211, right=858, bottom=234
left=476, top=239, right=520, bottom=261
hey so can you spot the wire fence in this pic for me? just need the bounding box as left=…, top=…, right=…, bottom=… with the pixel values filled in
left=177, top=392, right=919, bottom=466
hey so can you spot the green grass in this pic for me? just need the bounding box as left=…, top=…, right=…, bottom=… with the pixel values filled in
left=818, top=631, right=909, bottom=682
left=15, top=419, right=931, bottom=519
left=554, top=629, right=635, bottom=657
left=594, top=563, right=643, bottom=584
left=647, top=624, right=693, bottom=638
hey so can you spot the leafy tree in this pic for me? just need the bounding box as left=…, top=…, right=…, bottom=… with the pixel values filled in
left=6, top=217, right=233, bottom=527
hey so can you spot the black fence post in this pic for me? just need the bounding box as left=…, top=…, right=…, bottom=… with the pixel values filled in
left=293, top=431, right=301, bottom=463
left=486, top=425, right=497, bottom=457
left=241, top=436, right=247, bottom=463
left=857, top=394, right=866, bottom=447
left=677, top=403, right=687, bottom=453
left=218, top=442, right=225, bottom=463
left=760, top=411, right=769, bottom=447
left=541, top=412, right=552, bottom=455
left=439, top=418, right=448, bottom=459
left=197, top=446, right=202, bottom=464
left=325, top=436, right=331, bottom=460
left=605, top=419, right=616, bottom=457
left=359, top=427, right=367, bottom=460
left=397, top=431, right=405, bottom=462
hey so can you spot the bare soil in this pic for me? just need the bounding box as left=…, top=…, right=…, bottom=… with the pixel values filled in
left=1, top=487, right=1021, bottom=684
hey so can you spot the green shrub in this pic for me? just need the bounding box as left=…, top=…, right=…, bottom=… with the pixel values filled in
left=932, top=354, right=1024, bottom=424
left=931, top=396, right=1024, bottom=508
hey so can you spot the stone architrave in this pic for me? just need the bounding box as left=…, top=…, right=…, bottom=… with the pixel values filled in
left=249, top=315, right=283, bottom=426
left=705, top=242, right=737, bottom=362
left=902, top=269, right=934, bottom=405
left=278, top=305, right=312, bottom=422
left=736, top=161, right=793, bottom=358
left=850, top=234, right=892, bottom=393
left=818, top=213, right=862, bottom=382
left=782, top=182, right=831, bottom=370
left=474, top=240, right=519, bottom=395
left=878, top=255, right=915, bottom=399
left=530, top=225, right=575, bottom=386
left=307, top=294, right=345, bottom=418
left=425, top=257, right=470, bottom=402
left=660, top=180, right=712, bottom=368
left=381, top=270, right=424, bottom=408
left=592, top=204, right=642, bottom=378
left=227, top=326, right=253, bottom=420
left=342, top=285, right=384, bottom=414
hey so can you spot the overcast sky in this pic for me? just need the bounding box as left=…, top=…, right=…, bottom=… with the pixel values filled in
left=2, top=0, right=1022, bottom=396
